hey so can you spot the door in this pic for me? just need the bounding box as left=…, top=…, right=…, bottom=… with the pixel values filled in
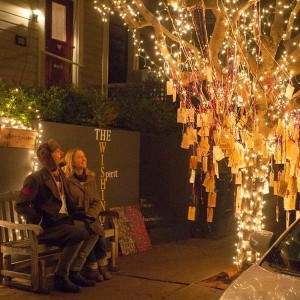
left=45, top=0, right=73, bottom=86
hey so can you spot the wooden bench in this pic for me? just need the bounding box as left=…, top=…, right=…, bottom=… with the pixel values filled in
left=0, top=191, right=119, bottom=292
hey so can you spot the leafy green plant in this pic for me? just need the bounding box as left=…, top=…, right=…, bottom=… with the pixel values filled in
left=0, top=81, right=178, bottom=135
left=0, top=81, right=40, bottom=126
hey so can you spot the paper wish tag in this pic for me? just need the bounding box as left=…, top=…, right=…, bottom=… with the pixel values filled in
left=196, top=114, right=202, bottom=127
left=290, top=163, right=296, bottom=177
left=213, top=146, right=225, bottom=162
left=189, top=156, right=198, bottom=170
left=187, top=206, right=196, bottom=221
left=285, top=83, right=295, bottom=99
left=177, top=108, right=187, bottom=123
left=253, top=132, right=264, bottom=153
left=213, top=129, right=220, bottom=145
left=207, top=207, right=213, bottom=222
left=235, top=171, right=242, bottom=184
left=219, top=129, right=232, bottom=150
left=273, top=181, right=278, bottom=196
left=263, top=181, right=269, bottom=194
left=208, top=192, right=217, bottom=207
left=207, top=109, right=214, bottom=125
left=199, top=137, right=210, bottom=154
left=284, top=193, right=296, bottom=210
left=285, top=162, right=291, bottom=182
left=277, top=119, right=284, bottom=136
left=202, top=156, right=208, bottom=172
left=206, top=66, right=213, bottom=82
left=201, top=113, right=208, bottom=124
left=181, top=133, right=190, bottom=149
left=186, top=108, right=195, bottom=122
left=262, top=141, right=269, bottom=159
left=167, top=79, right=175, bottom=95
left=294, top=127, right=299, bottom=141
left=173, top=92, right=176, bottom=102
left=278, top=180, right=288, bottom=198
left=269, top=171, right=274, bottom=187
left=196, top=147, right=202, bottom=162
left=189, top=169, right=196, bottom=183
left=235, top=186, right=242, bottom=212
left=198, top=126, right=210, bottom=137
left=186, top=126, right=197, bottom=145
left=203, top=173, right=215, bottom=192
left=214, top=161, right=219, bottom=179
left=231, top=166, right=239, bottom=174
left=286, top=140, right=299, bottom=164
left=288, top=177, right=297, bottom=194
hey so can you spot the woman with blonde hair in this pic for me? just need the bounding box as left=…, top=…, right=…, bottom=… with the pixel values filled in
left=63, top=148, right=111, bottom=282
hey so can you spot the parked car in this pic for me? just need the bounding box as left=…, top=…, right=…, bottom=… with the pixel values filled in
left=220, top=218, right=300, bottom=299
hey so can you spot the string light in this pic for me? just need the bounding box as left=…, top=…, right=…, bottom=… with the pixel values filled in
left=94, top=0, right=300, bottom=267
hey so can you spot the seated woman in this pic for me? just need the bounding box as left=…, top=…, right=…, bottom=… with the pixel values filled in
left=63, top=148, right=111, bottom=282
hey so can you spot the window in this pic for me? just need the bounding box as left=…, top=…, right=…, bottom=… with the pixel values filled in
left=52, top=2, right=66, bottom=42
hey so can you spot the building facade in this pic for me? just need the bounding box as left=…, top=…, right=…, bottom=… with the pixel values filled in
left=0, top=0, right=108, bottom=89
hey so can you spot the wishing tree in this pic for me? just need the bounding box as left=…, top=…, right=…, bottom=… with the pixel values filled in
left=94, top=0, right=300, bottom=267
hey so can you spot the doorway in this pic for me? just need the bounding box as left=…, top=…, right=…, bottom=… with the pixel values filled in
left=45, top=0, right=73, bottom=86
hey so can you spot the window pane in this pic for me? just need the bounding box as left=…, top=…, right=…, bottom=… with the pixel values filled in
left=52, top=2, right=66, bottom=42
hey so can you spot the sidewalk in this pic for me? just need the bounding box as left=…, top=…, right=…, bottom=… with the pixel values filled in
left=0, top=235, right=237, bottom=300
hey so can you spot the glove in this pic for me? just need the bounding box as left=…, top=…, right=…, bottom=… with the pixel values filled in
left=72, top=210, right=86, bottom=220
left=84, top=215, right=96, bottom=222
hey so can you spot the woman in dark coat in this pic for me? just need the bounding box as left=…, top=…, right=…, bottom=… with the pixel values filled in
left=63, top=148, right=111, bottom=281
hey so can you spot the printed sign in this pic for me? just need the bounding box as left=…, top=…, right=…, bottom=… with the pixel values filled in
left=95, top=128, right=119, bottom=211
left=0, top=127, right=37, bottom=149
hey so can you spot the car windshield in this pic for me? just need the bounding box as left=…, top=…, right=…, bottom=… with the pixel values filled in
left=261, top=220, right=300, bottom=276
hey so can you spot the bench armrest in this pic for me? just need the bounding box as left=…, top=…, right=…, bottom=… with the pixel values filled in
left=99, top=210, right=119, bottom=219
left=0, top=220, right=43, bottom=235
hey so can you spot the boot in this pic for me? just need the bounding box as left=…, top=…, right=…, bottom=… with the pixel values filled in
left=69, top=271, right=96, bottom=287
left=98, top=265, right=111, bottom=280
left=81, top=267, right=104, bottom=282
left=53, top=274, right=81, bottom=293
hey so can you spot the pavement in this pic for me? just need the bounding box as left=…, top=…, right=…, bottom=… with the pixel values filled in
left=0, top=234, right=237, bottom=300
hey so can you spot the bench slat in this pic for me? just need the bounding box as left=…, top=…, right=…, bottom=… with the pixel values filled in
left=1, top=269, right=31, bottom=280
left=0, top=199, right=9, bottom=242
left=0, top=190, right=119, bottom=292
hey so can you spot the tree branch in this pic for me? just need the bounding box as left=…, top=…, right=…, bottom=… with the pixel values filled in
left=269, top=0, right=285, bottom=48
left=258, top=0, right=285, bottom=74
left=285, top=1, right=300, bottom=40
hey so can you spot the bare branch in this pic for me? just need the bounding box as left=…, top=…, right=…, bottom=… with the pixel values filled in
left=257, top=0, right=285, bottom=73
left=269, top=0, right=285, bottom=46
left=286, top=49, right=300, bottom=76
left=285, top=1, right=300, bottom=40
left=284, top=32, right=300, bottom=54
left=128, top=0, right=205, bottom=77
left=281, top=36, right=300, bottom=77
left=208, top=10, right=228, bottom=72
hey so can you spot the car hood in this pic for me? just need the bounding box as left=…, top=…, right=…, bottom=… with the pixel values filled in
left=220, top=264, right=300, bottom=299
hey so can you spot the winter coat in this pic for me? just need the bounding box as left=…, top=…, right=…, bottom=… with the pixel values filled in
left=14, top=167, right=90, bottom=247
left=66, top=171, right=102, bottom=219
left=66, top=171, right=105, bottom=236
left=15, top=167, right=85, bottom=227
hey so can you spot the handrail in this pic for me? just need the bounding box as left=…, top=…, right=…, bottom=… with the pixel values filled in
left=42, top=50, right=84, bottom=67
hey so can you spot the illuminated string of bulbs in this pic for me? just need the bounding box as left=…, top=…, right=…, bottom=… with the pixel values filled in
left=93, top=1, right=300, bottom=267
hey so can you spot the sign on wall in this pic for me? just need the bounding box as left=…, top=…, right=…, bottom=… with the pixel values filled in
left=0, top=127, right=37, bottom=149
left=95, top=128, right=118, bottom=210
left=37, top=121, right=140, bottom=208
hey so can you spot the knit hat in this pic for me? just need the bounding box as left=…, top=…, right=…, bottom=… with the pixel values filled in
left=37, top=139, right=60, bottom=171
